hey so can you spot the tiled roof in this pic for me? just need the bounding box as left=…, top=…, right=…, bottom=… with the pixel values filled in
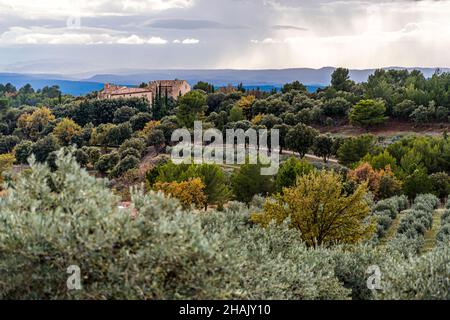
left=109, top=87, right=151, bottom=95
left=102, top=84, right=151, bottom=95
left=149, top=80, right=188, bottom=86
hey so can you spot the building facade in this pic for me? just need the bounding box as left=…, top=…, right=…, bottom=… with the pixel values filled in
left=98, top=80, right=191, bottom=102
left=147, top=80, right=191, bottom=100
left=98, top=84, right=153, bottom=101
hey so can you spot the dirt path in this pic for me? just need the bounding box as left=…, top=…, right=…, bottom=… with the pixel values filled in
left=282, top=150, right=339, bottom=164
left=138, top=148, right=161, bottom=174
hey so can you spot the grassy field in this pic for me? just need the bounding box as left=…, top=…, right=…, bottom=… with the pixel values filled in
left=422, top=209, right=444, bottom=254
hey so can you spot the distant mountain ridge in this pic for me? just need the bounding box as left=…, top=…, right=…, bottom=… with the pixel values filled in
left=1, top=67, right=450, bottom=96
left=84, top=67, right=450, bottom=87
left=0, top=73, right=104, bottom=96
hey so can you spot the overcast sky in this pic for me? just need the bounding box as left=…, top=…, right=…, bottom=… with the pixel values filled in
left=0, top=0, right=450, bottom=73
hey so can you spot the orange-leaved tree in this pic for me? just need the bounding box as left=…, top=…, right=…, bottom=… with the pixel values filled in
left=348, top=162, right=381, bottom=195
left=348, top=163, right=402, bottom=199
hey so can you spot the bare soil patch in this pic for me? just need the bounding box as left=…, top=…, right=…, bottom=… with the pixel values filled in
left=313, top=120, right=450, bottom=137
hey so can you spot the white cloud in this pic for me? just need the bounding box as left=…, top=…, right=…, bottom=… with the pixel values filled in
left=2, top=0, right=450, bottom=70
left=147, top=36, right=168, bottom=44
left=181, top=38, right=199, bottom=44
left=0, top=27, right=169, bottom=45
left=116, top=34, right=147, bottom=44
left=250, top=38, right=280, bottom=44
left=232, top=18, right=450, bottom=69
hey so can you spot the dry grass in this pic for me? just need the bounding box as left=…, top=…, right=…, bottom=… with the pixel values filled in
left=421, top=209, right=444, bottom=254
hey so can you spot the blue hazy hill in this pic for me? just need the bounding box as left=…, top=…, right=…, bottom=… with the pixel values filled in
left=0, top=73, right=104, bottom=96
left=0, top=73, right=324, bottom=95
left=2, top=67, right=447, bottom=96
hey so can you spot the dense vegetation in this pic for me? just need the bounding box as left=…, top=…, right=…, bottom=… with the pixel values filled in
left=0, top=68, right=449, bottom=300
left=0, top=151, right=447, bottom=299
left=2, top=68, right=450, bottom=202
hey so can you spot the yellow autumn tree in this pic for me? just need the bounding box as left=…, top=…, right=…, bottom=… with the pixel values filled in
left=53, top=118, right=82, bottom=145
left=0, top=153, right=15, bottom=187
left=139, top=120, right=161, bottom=138
left=17, top=107, right=55, bottom=140
left=251, top=170, right=375, bottom=247
left=154, top=178, right=207, bottom=209
left=16, top=113, right=32, bottom=130
left=251, top=114, right=264, bottom=126
left=237, top=95, right=256, bottom=119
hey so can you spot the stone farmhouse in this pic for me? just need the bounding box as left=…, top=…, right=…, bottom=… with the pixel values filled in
left=98, top=84, right=153, bottom=101
left=98, top=80, right=191, bottom=102
left=147, top=80, right=191, bottom=100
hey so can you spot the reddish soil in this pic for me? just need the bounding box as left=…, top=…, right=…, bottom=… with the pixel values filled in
left=313, top=120, right=450, bottom=137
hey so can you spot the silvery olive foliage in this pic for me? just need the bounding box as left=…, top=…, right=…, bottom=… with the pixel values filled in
left=0, top=151, right=447, bottom=300
left=200, top=213, right=351, bottom=300
left=374, top=245, right=449, bottom=300
left=0, top=150, right=129, bottom=299
left=249, top=194, right=266, bottom=210
left=329, top=244, right=389, bottom=300
left=371, top=195, right=409, bottom=241
left=437, top=209, right=450, bottom=245
left=397, top=194, right=439, bottom=240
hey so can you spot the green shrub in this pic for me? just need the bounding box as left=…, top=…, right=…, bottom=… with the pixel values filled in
left=396, top=194, right=438, bottom=239
left=386, top=235, right=423, bottom=257
left=275, top=157, right=314, bottom=192
left=199, top=214, right=351, bottom=300
left=413, top=194, right=439, bottom=210
left=81, top=146, right=101, bottom=166
left=112, top=155, right=140, bottom=177
left=394, top=195, right=409, bottom=211
left=119, top=138, right=146, bottom=156
left=374, top=246, right=450, bottom=300
left=372, top=199, right=399, bottom=219
left=436, top=225, right=450, bottom=245
left=14, top=140, right=34, bottom=164
left=226, top=201, right=248, bottom=213
left=0, top=150, right=350, bottom=299
left=74, top=148, right=89, bottom=167
left=231, top=162, right=275, bottom=203
left=414, top=203, right=434, bottom=213
left=329, top=245, right=386, bottom=300
left=441, top=209, right=450, bottom=225
left=0, top=135, right=20, bottom=154
left=437, top=209, right=450, bottom=245
left=119, top=147, right=141, bottom=160
left=0, top=151, right=446, bottom=300
left=0, top=150, right=126, bottom=298
left=371, top=195, right=409, bottom=240
left=249, top=194, right=265, bottom=210
left=398, top=213, right=428, bottom=237
left=375, top=214, right=392, bottom=238
left=95, top=152, right=119, bottom=174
